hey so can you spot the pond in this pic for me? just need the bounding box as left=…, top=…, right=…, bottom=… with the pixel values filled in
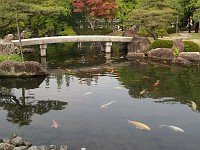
left=0, top=43, right=200, bottom=150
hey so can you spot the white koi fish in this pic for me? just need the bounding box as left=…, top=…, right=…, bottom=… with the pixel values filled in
left=190, top=101, right=197, bottom=111
left=139, top=89, right=147, bottom=95
left=84, top=92, right=92, bottom=96
left=159, top=124, right=184, bottom=132
left=128, top=120, right=151, bottom=131
left=100, top=101, right=115, bottom=108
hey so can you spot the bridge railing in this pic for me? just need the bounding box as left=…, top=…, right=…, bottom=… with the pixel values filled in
left=12, top=35, right=133, bottom=56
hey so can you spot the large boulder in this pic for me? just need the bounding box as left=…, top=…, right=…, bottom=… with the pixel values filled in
left=179, top=52, right=200, bottom=61
left=148, top=48, right=174, bottom=60
left=0, top=39, right=16, bottom=55
left=121, top=25, right=139, bottom=54
left=0, top=60, right=48, bottom=77
left=122, top=25, right=138, bottom=37
left=173, top=39, right=184, bottom=52
left=172, top=57, right=192, bottom=66
left=129, top=36, right=151, bottom=53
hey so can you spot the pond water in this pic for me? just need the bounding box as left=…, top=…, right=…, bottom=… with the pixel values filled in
left=1, top=43, right=200, bottom=150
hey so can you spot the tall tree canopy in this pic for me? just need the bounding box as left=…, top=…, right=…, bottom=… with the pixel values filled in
left=0, top=0, right=71, bottom=37
left=115, top=0, right=138, bottom=29
left=130, top=0, right=177, bottom=40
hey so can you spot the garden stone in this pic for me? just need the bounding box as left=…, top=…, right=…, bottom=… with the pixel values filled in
left=126, top=53, right=144, bottom=61
left=173, top=39, right=184, bottom=52
left=0, top=143, right=15, bottom=150
left=38, top=145, right=49, bottom=150
left=0, top=60, right=48, bottom=77
left=49, top=145, right=56, bottom=150
left=129, top=36, right=151, bottom=53
left=172, top=57, right=192, bottom=66
left=148, top=48, right=174, bottom=60
left=19, top=146, right=29, bottom=150
left=3, top=139, right=11, bottom=144
left=179, top=52, right=200, bottom=61
left=28, top=145, right=40, bottom=150
left=60, top=145, right=68, bottom=150
left=22, top=141, right=32, bottom=147
left=122, top=25, right=138, bottom=37
left=0, top=143, right=4, bottom=150
left=13, top=147, right=22, bottom=150
left=3, top=34, right=15, bottom=41
left=12, top=137, right=23, bottom=146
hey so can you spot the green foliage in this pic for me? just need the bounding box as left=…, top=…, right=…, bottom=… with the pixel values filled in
left=115, top=0, right=138, bottom=29
left=184, top=41, right=200, bottom=52
left=75, top=28, right=113, bottom=35
left=172, top=46, right=180, bottom=57
left=0, top=54, right=23, bottom=62
left=156, top=29, right=168, bottom=38
left=148, top=39, right=200, bottom=52
left=137, top=26, right=151, bottom=37
left=59, top=26, right=76, bottom=36
left=167, top=27, right=177, bottom=34
left=130, top=0, right=177, bottom=40
left=148, top=40, right=173, bottom=50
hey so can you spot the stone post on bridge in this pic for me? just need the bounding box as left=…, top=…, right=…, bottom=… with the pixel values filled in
left=101, top=42, right=112, bottom=53
left=39, top=44, right=47, bottom=56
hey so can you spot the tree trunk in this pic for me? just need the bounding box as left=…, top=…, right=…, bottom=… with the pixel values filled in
left=146, top=29, right=158, bottom=40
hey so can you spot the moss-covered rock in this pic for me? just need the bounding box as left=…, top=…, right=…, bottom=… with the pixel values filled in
left=0, top=60, right=47, bottom=77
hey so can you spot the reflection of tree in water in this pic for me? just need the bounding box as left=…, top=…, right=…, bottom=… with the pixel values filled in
left=0, top=88, right=68, bottom=127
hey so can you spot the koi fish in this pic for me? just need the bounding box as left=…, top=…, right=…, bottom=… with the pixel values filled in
left=191, top=101, right=197, bottom=111
left=127, top=120, right=151, bottom=131
left=159, top=124, right=184, bottom=132
left=84, top=92, right=92, bottom=96
left=153, top=80, right=160, bottom=87
left=51, top=120, right=59, bottom=128
left=100, top=101, right=115, bottom=108
left=139, top=89, right=147, bottom=95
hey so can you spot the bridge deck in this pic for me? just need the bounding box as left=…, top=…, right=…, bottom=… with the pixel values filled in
left=12, top=35, right=132, bottom=46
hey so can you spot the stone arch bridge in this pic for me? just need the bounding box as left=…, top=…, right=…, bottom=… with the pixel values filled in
left=12, top=35, right=132, bottom=56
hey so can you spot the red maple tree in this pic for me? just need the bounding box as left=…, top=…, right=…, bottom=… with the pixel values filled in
left=71, top=0, right=117, bottom=19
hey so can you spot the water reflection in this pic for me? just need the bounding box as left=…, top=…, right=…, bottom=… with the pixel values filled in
left=2, top=44, right=200, bottom=150
left=0, top=78, right=68, bottom=127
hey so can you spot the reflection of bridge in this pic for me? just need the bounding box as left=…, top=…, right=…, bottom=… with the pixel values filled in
left=12, top=35, right=132, bottom=56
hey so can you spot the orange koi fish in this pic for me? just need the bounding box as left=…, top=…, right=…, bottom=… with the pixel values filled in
left=128, top=120, right=151, bottom=131
left=51, top=119, right=59, bottom=128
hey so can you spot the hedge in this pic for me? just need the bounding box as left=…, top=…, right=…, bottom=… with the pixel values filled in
left=148, top=40, right=200, bottom=52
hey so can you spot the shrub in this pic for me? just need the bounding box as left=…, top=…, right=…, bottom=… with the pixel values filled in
left=184, top=41, right=200, bottom=52
left=0, top=54, right=23, bottom=62
left=156, top=29, right=168, bottom=38
left=167, top=27, right=176, bottom=34
left=172, top=46, right=180, bottom=58
left=148, top=40, right=173, bottom=50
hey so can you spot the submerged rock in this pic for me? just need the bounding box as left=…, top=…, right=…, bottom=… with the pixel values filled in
left=172, top=57, right=192, bottom=66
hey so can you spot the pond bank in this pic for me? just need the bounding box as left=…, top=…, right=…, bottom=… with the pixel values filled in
left=0, top=134, right=87, bottom=150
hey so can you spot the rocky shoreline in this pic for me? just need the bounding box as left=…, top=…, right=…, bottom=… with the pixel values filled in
left=0, top=134, right=86, bottom=150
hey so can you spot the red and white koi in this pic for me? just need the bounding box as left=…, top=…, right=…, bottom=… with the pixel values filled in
left=51, top=119, right=59, bottom=128
left=153, top=80, right=160, bottom=87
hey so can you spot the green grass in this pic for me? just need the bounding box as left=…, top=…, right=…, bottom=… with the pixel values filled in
left=0, top=54, right=23, bottom=62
